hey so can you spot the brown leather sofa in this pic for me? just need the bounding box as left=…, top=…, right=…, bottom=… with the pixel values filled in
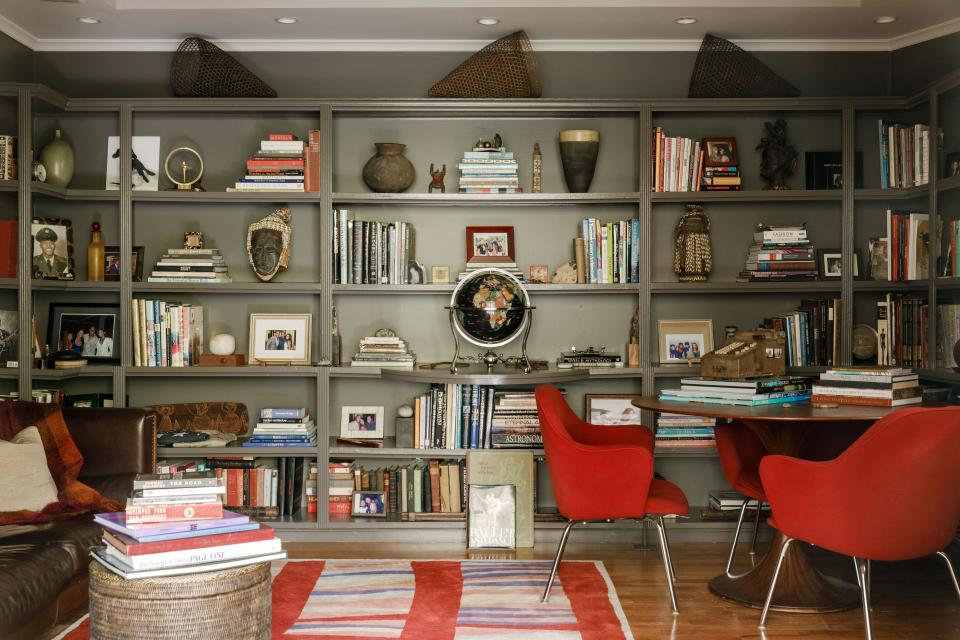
left=0, top=407, right=154, bottom=640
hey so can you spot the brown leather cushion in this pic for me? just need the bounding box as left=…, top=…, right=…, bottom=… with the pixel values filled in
left=82, top=474, right=136, bottom=505
left=0, top=537, right=81, bottom=636
left=65, top=408, right=151, bottom=478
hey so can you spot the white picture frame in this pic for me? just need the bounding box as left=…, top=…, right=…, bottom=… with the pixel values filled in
left=106, top=135, right=161, bottom=191
left=340, top=406, right=385, bottom=439
left=248, top=313, right=312, bottom=365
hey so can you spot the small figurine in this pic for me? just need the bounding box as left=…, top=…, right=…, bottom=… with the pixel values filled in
left=552, top=261, right=578, bottom=284
left=183, top=231, right=204, bottom=249
left=532, top=142, right=542, bottom=193
left=475, top=133, right=503, bottom=150
left=428, top=163, right=446, bottom=193
left=757, top=118, right=798, bottom=190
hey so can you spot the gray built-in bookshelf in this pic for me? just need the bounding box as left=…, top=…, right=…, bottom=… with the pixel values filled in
left=1, top=69, right=959, bottom=543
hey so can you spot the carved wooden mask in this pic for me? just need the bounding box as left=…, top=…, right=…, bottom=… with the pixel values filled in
left=246, top=207, right=292, bottom=282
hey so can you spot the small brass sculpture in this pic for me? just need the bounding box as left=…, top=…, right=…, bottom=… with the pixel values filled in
left=428, top=163, right=446, bottom=193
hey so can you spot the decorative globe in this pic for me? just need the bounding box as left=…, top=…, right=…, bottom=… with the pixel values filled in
left=450, top=268, right=530, bottom=348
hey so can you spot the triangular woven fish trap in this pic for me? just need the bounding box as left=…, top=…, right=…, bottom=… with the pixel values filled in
left=429, top=30, right=541, bottom=98
left=171, top=37, right=278, bottom=98
left=688, top=34, right=800, bottom=99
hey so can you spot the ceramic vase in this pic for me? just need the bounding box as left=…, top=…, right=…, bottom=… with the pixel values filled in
left=87, top=223, right=104, bottom=282
left=39, top=129, right=74, bottom=189
left=362, top=143, right=415, bottom=193
left=559, top=130, right=600, bottom=193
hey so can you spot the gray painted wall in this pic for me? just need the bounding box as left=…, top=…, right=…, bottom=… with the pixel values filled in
left=891, top=31, right=960, bottom=95
left=0, top=32, right=32, bottom=83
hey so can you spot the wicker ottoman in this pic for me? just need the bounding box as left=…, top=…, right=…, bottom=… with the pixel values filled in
left=88, top=560, right=271, bottom=639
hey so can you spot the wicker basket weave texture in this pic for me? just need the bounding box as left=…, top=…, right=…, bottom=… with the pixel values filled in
left=688, top=34, right=800, bottom=99
left=429, top=30, right=541, bottom=98
left=171, top=37, right=277, bottom=98
left=89, top=560, right=271, bottom=639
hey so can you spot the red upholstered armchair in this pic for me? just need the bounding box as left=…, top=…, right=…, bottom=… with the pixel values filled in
left=714, top=423, right=767, bottom=576
left=535, top=385, right=687, bottom=612
left=757, top=407, right=960, bottom=638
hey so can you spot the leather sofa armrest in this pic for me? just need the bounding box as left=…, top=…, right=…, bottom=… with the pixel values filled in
left=64, top=408, right=155, bottom=479
left=81, top=474, right=137, bottom=504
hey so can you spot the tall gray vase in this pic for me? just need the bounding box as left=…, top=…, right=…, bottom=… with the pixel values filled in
left=39, top=129, right=74, bottom=189
left=559, top=130, right=600, bottom=193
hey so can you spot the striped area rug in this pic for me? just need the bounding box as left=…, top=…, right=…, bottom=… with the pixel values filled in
left=57, top=559, right=633, bottom=639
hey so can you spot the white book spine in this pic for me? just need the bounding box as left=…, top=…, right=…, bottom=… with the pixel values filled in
left=105, top=537, right=282, bottom=570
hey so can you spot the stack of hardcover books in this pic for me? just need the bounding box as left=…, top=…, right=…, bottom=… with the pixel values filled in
left=91, top=471, right=284, bottom=579
left=660, top=376, right=814, bottom=407
left=655, top=412, right=716, bottom=448
left=229, top=133, right=312, bottom=192
left=651, top=129, right=703, bottom=192
left=328, top=462, right=353, bottom=519
left=351, top=334, right=415, bottom=369
left=740, top=225, right=818, bottom=281
left=458, top=144, right=520, bottom=194
left=811, top=367, right=921, bottom=407
left=490, top=389, right=541, bottom=449
left=147, top=247, right=232, bottom=284
left=700, top=165, right=741, bottom=191
left=245, top=407, right=316, bottom=448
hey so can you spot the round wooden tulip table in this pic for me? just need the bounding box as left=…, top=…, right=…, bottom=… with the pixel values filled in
left=632, top=395, right=899, bottom=613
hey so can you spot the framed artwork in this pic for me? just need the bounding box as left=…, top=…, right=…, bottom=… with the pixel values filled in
left=804, top=151, right=864, bottom=190
left=105, top=135, right=161, bottom=191
left=31, top=217, right=74, bottom=280
left=431, top=265, right=450, bottom=284
left=584, top=394, right=643, bottom=425
left=103, top=245, right=145, bottom=282
left=818, top=249, right=861, bottom=279
left=945, top=151, right=960, bottom=179
left=352, top=491, right=386, bottom=517
left=0, top=309, right=17, bottom=367
left=868, top=237, right=888, bottom=280
left=465, top=226, right=515, bottom=265
left=248, top=313, right=311, bottom=365
left=48, top=302, right=121, bottom=364
left=658, top=319, right=713, bottom=364
left=529, top=264, right=549, bottom=284
left=468, top=484, right=516, bottom=549
left=701, top=137, right=738, bottom=167
left=340, top=406, right=385, bottom=439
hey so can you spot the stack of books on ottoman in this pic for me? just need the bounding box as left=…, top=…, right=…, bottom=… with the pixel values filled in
left=90, top=471, right=285, bottom=579
left=351, top=333, right=416, bottom=369
left=147, top=246, right=232, bottom=284
left=811, top=367, right=921, bottom=407
left=244, top=406, right=316, bottom=448
left=660, top=376, right=814, bottom=406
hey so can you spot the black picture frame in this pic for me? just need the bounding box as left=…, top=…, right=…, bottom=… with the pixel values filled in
left=804, top=151, right=864, bottom=190
left=817, top=248, right=862, bottom=279
left=48, top=302, right=121, bottom=364
left=103, top=245, right=145, bottom=282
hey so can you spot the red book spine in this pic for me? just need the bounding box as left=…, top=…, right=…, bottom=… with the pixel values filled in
left=247, top=159, right=304, bottom=167
left=121, top=525, right=274, bottom=555
left=329, top=500, right=352, bottom=515
left=305, top=129, right=320, bottom=193
left=125, top=502, right=224, bottom=524
left=227, top=469, right=240, bottom=506
left=268, top=133, right=295, bottom=141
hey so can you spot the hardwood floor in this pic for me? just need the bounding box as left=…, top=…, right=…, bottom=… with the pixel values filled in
left=286, top=540, right=960, bottom=640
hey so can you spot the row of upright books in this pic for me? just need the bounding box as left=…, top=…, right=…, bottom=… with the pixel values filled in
left=0, top=135, right=15, bottom=180
left=878, top=120, right=932, bottom=189
left=244, top=407, right=316, bottom=448
left=651, top=130, right=704, bottom=192
left=885, top=209, right=929, bottom=281
left=578, top=218, right=641, bottom=283
left=229, top=131, right=320, bottom=193
left=740, top=225, right=818, bottom=281
left=412, top=385, right=542, bottom=450
left=147, top=246, right=232, bottom=284
left=811, top=367, right=921, bottom=407
left=92, top=471, right=285, bottom=579
left=876, top=293, right=928, bottom=368
left=660, top=376, right=814, bottom=407
left=330, top=459, right=467, bottom=517
left=458, top=144, right=521, bottom=194
left=131, top=299, right=204, bottom=367
left=655, top=412, right=716, bottom=448
left=332, top=209, right=416, bottom=284
left=763, top=299, right=842, bottom=367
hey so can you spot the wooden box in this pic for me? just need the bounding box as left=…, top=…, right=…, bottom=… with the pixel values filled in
left=198, top=354, right=247, bottom=367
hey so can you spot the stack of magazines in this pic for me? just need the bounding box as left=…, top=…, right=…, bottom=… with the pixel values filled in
left=91, top=471, right=285, bottom=579
left=245, top=406, right=316, bottom=448
left=659, top=376, right=814, bottom=406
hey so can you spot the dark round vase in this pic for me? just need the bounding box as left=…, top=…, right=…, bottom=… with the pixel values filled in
left=559, top=129, right=600, bottom=193
left=362, top=142, right=415, bottom=193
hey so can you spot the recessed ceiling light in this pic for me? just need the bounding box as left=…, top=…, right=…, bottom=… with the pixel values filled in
left=674, top=17, right=698, bottom=25
left=77, top=17, right=100, bottom=25
left=275, top=17, right=298, bottom=24
left=873, top=16, right=897, bottom=24
left=477, top=17, right=500, bottom=26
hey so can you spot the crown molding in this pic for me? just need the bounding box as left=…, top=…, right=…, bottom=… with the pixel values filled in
left=0, top=12, right=38, bottom=50
left=889, top=17, right=960, bottom=51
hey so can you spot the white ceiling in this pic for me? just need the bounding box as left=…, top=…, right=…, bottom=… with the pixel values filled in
left=0, top=0, right=957, bottom=51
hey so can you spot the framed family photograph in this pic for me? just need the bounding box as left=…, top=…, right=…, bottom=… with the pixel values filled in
left=248, top=313, right=311, bottom=365
left=584, top=394, right=643, bottom=425
left=340, top=406, right=385, bottom=440
left=48, top=302, right=120, bottom=364
left=818, top=249, right=861, bottom=279
left=658, top=319, right=713, bottom=364
left=352, top=491, right=386, bottom=517
left=465, top=226, right=515, bottom=265
left=31, top=218, right=74, bottom=280
left=103, top=246, right=145, bottom=282
left=702, top=137, right=738, bottom=167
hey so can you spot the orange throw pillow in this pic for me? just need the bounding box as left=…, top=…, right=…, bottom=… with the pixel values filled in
left=0, top=400, right=122, bottom=525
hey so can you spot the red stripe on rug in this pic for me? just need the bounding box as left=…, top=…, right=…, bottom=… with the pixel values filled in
left=62, top=617, right=90, bottom=640
left=559, top=561, right=628, bottom=640
left=402, top=561, right=462, bottom=639
left=273, top=560, right=326, bottom=637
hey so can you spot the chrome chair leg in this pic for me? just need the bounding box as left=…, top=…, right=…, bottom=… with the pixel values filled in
left=657, top=516, right=677, bottom=583
left=749, top=501, right=763, bottom=556
left=855, top=557, right=874, bottom=640
left=542, top=519, right=577, bottom=603
left=758, top=536, right=794, bottom=628
left=724, top=499, right=750, bottom=578
left=936, top=551, right=960, bottom=602
left=652, top=516, right=679, bottom=614
left=852, top=556, right=862, bottom=588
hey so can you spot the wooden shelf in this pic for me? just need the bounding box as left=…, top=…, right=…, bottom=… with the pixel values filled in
left=330, top=365, right=640, bottom=384
left=937, top=174, right=960, bottom=194
left=0, top=368, right=17, bottom=379
left=157, top=445, right=318, bottom=457
left=651, top=189, right=841, bottom=203
left=31, top=183, right=120, bottom=201
left=124, top=365, right=318, bottom=378
left=853, top=280, right=929, bottom=292
left=917, top=368, right=960, bottom=385
left=132, top=191, right=320, bottom=204
left=325, top=516, right=466, bottom=530
left=651, top=281, right=838, bottom=294
left=262, top=513, right=318, bottom=530
left=31, top=280, right=121, bottom=291
left=133, top=281, right=323, bottom=294
left=332, top=283, right=640, bottom=295
left=0, top=180, right=17, bottom=192
left=854, top=185, right=930, bottom=200
left=333, top=192, right=639, bottom=205
left=33, top=367, right=116, bottom=380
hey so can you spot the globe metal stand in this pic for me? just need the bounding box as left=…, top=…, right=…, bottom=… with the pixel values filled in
left=446, top=304, right=535, bottom=374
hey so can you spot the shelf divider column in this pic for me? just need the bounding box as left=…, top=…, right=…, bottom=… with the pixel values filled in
left=841, top=105, right=855, bottom=365
left=17, top=88, right=32, bottom=398
left=927, top=89, right=939, bottom=370
left=638, top=107, right=655, bottom=411
left=318, top=104, right=333, bottom=529
left=116, top=104, right=133, bottom=404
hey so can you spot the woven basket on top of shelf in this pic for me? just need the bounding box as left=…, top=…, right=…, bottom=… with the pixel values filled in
left=688, top=34, right=800, bottom=99
left=171, top=37, right=277, bottom=98
left=428, top=30, right=541, bottom=98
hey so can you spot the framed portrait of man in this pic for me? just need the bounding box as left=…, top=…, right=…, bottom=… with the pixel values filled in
left=31, top=218, right=74, bottom=280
